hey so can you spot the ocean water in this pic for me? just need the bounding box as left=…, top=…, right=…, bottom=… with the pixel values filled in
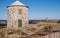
left=0, top=20, right=40, bottom=22
left=0, top=20, right=7, bottom=22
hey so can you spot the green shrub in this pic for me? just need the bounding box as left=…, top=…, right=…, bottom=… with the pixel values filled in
left=44, top=26, right=52, bottom=32
left=57, top=20, right=60, bottom=23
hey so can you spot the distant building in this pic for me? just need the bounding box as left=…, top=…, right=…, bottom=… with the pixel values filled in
left=7, top=0, right=28, bottom=28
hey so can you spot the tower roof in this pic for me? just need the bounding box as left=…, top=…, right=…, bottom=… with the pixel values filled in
left=10, top=0, right=25, bottom=6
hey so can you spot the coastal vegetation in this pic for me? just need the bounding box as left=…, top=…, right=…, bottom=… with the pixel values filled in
left=44, top=26, right=52, bottom=32
left=57, top=20, right=60, bottom=23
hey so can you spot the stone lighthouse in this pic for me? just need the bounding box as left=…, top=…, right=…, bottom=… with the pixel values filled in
left=7, top=0, right=28, bottom=28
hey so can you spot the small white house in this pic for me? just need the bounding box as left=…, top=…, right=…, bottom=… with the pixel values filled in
left=7, top=0, right=28, bottom=28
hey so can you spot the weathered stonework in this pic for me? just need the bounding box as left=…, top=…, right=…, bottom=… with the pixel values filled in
left=7, top=1, right=28, bottom=28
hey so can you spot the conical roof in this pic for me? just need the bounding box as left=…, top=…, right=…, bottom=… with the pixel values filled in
left=10, top=0, right=25, bottom=6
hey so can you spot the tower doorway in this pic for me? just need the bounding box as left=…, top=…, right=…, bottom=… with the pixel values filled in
left=18, top=20, right=22, bottom=27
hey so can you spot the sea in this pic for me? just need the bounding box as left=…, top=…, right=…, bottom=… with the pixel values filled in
left=0, top=20, right=7, bottom=22
left=0, top=20, right=45, bottom=23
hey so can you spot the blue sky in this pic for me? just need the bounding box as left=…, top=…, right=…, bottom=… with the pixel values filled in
left=0, top=0, right=60, bottom=20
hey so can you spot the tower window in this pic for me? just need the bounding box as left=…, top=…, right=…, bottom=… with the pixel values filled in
left=18, top=9, right=22, bottom=14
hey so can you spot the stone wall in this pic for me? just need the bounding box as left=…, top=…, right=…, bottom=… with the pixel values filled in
left=7, top=6, right=28, bottom=28
left=29, top=32, right=60, bottom=38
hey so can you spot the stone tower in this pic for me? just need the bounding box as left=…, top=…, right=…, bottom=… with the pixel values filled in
left=7, top=0, right=28, bottom=28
